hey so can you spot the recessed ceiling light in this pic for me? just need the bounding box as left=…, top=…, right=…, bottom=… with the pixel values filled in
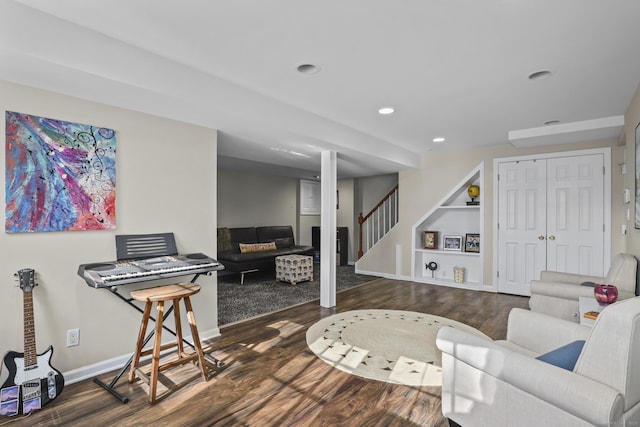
left=378, top=107, right=395, bottom=115
left=269, top=147, right=310, bottom=158
left=296, top=64, right=320, bottom=75
left=544, top=120, right=560, bottom=126
left=528, top=70, right=552, bottom=81
left=433, top=137, right=446, bottom=143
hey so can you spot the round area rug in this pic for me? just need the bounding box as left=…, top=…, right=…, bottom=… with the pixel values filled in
left=306, top=309, right=488, bottom=386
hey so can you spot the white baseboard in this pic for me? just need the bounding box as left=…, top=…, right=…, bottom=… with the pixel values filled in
left=354, top=267, right=411, bottom=282
left=62, top=327, right=221, bottom=385
left=354, top=267, right=501, bottom=295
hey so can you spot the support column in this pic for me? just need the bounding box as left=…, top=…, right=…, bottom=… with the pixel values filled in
left=320, top=150, right=337, bottom=308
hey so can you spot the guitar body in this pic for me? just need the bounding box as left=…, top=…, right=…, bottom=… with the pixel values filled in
left=0, top=346, right=64, bottom=417
left=0, top=268, right=65, bottom=417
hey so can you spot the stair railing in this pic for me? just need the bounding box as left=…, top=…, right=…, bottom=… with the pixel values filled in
left=357, top=185, right=399, bottom=259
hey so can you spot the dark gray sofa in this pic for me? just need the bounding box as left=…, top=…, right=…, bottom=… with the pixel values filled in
left=217, top=225, right=314, bottom=283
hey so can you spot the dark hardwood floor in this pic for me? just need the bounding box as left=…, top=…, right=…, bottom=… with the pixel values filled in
left=9, top=279, right=528, bottom=427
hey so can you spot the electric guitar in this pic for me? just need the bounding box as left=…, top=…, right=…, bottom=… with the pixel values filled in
left=0, top=269, right=64, bottom=417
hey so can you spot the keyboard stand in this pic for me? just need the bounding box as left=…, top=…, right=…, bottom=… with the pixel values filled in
left=93, top=272, right=224, bottom=403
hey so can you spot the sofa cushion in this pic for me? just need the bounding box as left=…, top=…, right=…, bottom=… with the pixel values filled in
left=229, top=227, right=259, bottom=253
left=536, top=340, right=585, bottom=371
left=239, top=242, right=277, bottom=253
left=256, top=226, right=295, bottom=244
left=274, top=237, right=293, bottom=249
left=217, top=227, right=232, bottom=252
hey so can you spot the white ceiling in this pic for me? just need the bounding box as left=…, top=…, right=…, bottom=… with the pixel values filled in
left=2, top=0, right=639, bottom=179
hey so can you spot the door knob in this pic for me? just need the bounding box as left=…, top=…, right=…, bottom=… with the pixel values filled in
left=538, top=235, right=545, bottom=240
left=548, top=235, right=556, bottom=240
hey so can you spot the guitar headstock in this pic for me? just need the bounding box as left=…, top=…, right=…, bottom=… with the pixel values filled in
left=15, top=268, right=37, bottom=292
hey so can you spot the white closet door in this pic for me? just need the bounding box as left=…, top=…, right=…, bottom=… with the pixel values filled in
left=546, top=154, right=605, bottom=276
left=497, top=160, right=547, bottom=295
left=496, top=153, right=607, bottom=296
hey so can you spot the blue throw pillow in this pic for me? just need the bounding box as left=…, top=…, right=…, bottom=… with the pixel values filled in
left=536, top=340, right=585, bottom=371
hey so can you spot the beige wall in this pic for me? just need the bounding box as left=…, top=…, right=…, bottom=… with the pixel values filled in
left=357, top=139, right=625, bottom=285
left=0, top=81, right=218, bottom=376
left=624, top=83, right=640, bottom=256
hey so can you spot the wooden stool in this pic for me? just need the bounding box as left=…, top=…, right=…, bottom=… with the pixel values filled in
left=128, top=283, right=210, bottom=403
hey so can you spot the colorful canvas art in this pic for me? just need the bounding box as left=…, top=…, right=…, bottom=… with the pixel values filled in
left=5, top=111, right=116, bottom=233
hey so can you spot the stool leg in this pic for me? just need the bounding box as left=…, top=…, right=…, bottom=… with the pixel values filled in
left=183, top=296, right=208, bottom=380
left=149, top=300, right=165, bottom=404
left=173, top=297, right=184, bottom=357
left=129, top=301, right=152, bottom=383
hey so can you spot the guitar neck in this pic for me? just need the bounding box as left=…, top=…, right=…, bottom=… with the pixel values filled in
left=23, top=291, right=37, bottom=368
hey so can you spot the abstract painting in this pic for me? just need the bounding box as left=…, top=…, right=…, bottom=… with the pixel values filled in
left=5, top=111, right=116, bottom=233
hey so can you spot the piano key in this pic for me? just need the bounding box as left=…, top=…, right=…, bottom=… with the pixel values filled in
left=78, top=254, right=223, bottom=288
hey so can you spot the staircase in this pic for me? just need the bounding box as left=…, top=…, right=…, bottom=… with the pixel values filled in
left=357, top=185, right=399, bottom=259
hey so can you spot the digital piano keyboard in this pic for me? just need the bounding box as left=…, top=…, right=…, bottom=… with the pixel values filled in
left=78, top=253, right=224, bottom=288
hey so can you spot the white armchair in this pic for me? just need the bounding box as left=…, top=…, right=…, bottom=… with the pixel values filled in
left=529, top=253, right=638, bottom=322
left=436, top=297, right=640, bottom=427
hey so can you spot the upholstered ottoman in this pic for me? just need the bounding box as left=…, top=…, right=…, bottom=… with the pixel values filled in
left=275, top=255, right=314, bottom=286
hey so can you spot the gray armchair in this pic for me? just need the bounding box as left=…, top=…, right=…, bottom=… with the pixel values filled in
left=529, top=253, right=638, bottom=322
left=436, top=297, right=640, bottom=427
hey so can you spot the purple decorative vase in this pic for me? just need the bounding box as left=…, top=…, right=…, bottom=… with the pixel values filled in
left=594, top=284, right=618, bottom=304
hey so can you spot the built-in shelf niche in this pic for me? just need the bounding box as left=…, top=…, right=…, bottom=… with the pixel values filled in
left=411, top=163, right=484, bottom=290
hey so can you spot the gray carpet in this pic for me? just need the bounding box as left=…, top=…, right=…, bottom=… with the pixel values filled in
left=218, top=265, right=376, bottom=325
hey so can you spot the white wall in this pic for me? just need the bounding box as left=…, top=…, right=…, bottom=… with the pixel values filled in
left=0, top=81, right=218, bottom=376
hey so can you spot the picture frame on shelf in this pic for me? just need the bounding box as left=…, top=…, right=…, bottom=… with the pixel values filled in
left=423, top=231, right=439, bottom=249
left=443, top=235, right=463, bottom=251
left=465, top=233, right=480, bottom=253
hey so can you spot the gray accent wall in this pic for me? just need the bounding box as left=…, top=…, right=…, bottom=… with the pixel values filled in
left=217, top=169, right=298, bottom=231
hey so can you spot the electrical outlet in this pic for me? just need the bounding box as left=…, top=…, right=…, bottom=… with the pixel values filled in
left=66, top=328, right=80, bottom=347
